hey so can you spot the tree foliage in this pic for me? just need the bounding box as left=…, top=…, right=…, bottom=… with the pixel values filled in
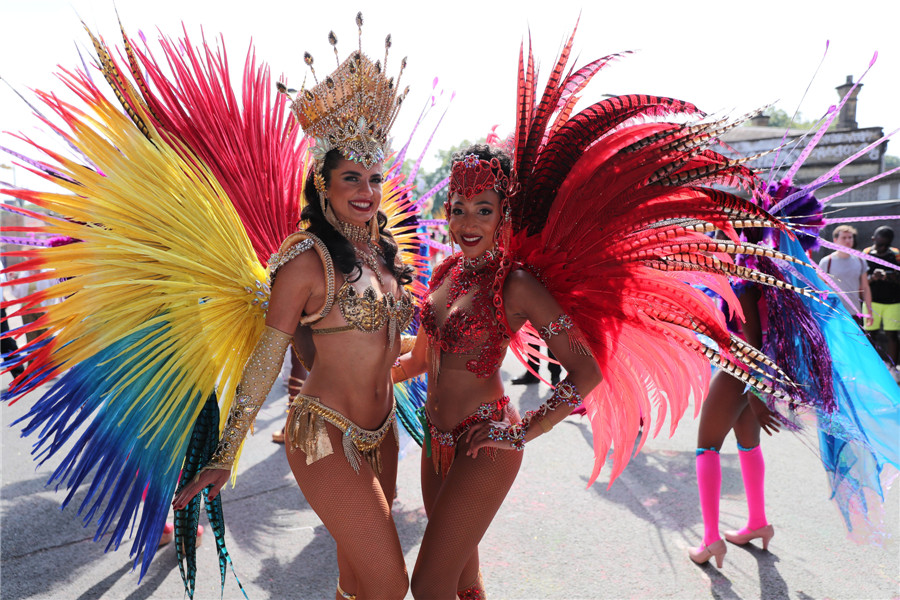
left=403, top=137, right=485, bottom=218
left=761, top=107, right=823, bottom=130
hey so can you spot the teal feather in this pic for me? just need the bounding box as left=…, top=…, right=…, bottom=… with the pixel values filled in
left=174, top=393, right=247, bottom=598
left=393, top=375, right=426, bottom=445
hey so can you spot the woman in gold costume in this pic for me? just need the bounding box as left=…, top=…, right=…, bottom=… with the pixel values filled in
left=174, top=15, right=416, bottom=599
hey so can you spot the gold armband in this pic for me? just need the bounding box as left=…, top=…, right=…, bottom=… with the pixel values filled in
left=205, top=326, right=292, bottom=470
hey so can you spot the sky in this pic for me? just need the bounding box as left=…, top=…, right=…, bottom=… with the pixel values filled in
left=0, top=0, right=898, bottom=191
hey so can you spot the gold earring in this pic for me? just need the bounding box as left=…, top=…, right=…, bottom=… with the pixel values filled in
left=314, top=171, right=327, bottom=196
left=369, top=213, right=380, bottom=243
left=321, top=195, right=341, bottom=230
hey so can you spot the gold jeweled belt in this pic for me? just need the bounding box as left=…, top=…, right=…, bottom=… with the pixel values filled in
left=287, top=393, right=398, bottom=474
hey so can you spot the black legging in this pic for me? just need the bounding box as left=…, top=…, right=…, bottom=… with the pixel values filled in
left=527, top=344, right=561, bottom=378
left=1, top=307, right=23, bottom=376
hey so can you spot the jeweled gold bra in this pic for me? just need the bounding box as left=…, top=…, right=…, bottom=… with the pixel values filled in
left=311, top=279, right=414, bottom=349
left=269, top=231, right=414, bottom=348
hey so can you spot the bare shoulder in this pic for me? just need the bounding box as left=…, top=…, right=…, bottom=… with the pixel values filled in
left=272, top=249, right=326, bottom=294
left=503, top=267, right=548, bottom=314
left=267, top=244, right=328, bottom=331
left=503, top=267, right=543, bottom=294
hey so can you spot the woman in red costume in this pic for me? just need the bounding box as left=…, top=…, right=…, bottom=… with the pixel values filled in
left=394, top=25, right=824, bottom=597
left=395, top=144, right=602, bottom=598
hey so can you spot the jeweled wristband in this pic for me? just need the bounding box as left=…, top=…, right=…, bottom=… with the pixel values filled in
left=488, top=378, right=583, bottom=451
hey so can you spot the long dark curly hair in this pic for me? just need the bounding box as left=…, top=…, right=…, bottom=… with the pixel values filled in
left=301, top=149, right=413, bottom=285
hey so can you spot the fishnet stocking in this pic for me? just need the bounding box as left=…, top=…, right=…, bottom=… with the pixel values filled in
left=457, top=569, right=486, bottom=599
left=286, top=417, right=407, bottom=599
left=411, top=408, right=522, bottom=599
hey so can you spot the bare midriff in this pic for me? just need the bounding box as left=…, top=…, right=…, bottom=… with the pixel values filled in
left=426, top=358, right=506, bottom=432
left=298, top=270, right=404, bottom=430
left=301, top=331, right=398, bottom=430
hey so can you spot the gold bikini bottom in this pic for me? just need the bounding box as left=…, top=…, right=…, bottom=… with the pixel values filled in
left=286, top=393, right=398, bottom=474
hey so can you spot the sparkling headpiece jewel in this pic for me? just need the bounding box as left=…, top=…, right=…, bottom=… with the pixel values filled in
left=448, top=154, right=514, bottom=200
left=446, top=153, right=518, bottom=250
left=278, top=12, right=409, bottom=178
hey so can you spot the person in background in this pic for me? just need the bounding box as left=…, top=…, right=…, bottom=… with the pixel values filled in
left=689, top=174, right=900, bottom=569
left=864, top=226, right=900, bottom=375
left=818, top=225, right=872, bottom=328
left=510, top=346, right=561, bottom=385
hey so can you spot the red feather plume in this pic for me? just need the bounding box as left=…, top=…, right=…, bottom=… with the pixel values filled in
left=502, top=28, right=807, bottom=485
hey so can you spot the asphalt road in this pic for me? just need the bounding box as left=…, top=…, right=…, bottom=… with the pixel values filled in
left=2, top=355, right=898, bottom=600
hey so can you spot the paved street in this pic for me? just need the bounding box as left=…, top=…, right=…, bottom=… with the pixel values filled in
left=2, top=355, right=898, bottom=599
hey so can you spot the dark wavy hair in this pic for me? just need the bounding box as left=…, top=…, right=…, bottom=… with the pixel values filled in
left=301, top=149, right=413, bottom=285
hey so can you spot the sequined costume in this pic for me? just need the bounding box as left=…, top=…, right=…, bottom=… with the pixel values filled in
left=204, top=230, right=416, bottom=475
left=409, top=22, right=827, bottom=591
left=421, top=251, right=512, bottom=378
left=424, top=396, right=511, bottom=477
left=737, top=179, right=900, bottom=541
left=420, top=25, right=825, bottom=487
left=312, top=279, right=414, bottom=343
left=287, top=393, right=399, bottom=473
left=688, top=62, right=900, bottom=564
left=0, top=15, right=432, bottom=599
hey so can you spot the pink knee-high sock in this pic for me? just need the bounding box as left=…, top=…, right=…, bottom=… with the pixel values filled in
left=738, top=444, right=767, bottom=531
left=696, top=449, right=722, bottom=547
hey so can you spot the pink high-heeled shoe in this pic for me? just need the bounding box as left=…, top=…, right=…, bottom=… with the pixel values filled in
left=688, top=538, right=727, bottom=567
left=158, top=522, right=204, bottom=547
left=724, top=524, right=775, bottom=550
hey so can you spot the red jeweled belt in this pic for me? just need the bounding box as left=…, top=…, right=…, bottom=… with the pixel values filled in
left=425, top=396, right=509, bottom=478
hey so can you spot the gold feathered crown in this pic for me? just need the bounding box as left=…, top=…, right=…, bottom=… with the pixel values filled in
left=278, top=12, right=409, bottom=170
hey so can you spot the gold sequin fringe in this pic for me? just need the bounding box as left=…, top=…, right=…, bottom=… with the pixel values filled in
left=288, top=393, right=396, bottom=474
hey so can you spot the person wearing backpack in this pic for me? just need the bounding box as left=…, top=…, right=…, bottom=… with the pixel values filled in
left=818, top=225, right=872, bottom=328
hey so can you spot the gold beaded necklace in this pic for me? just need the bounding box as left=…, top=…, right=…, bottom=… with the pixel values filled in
left=339, top=221, right=384, bottom=285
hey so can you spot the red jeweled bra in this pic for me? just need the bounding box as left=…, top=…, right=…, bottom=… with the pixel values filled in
left=422, top=250, right=513, bottom=378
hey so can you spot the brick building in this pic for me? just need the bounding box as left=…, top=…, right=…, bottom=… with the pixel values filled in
left=718, top=76, right=899, bottom=259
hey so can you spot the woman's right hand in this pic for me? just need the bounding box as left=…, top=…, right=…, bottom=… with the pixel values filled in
left=172, top=467, right=231, bottom=510
left=465, top=420, right=520, bottom=457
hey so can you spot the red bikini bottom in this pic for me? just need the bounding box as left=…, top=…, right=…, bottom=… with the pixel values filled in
left=424, top=396, right=510, bottom=478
